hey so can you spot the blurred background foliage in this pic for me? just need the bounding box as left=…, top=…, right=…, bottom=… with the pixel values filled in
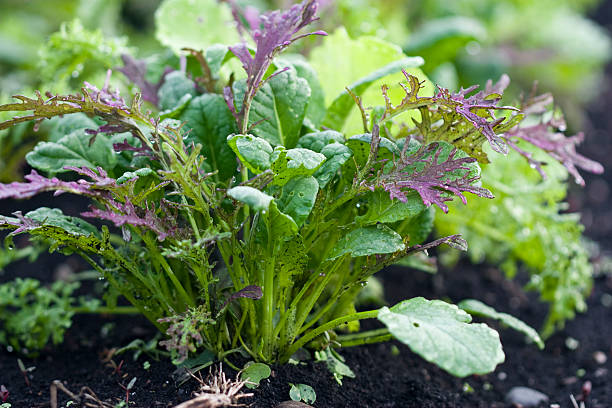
left=0, top=0, right=608, bottom=333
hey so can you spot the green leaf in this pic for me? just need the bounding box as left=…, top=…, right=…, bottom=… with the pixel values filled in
left=324, top=56, right=424, bottom=131
left=278, top=55, right=326, bottom=128
left=180, top=94, right=238, bottom=180
left=265, top=201, right=298, bottom=239
left=328, top=225, right=405, bottom=260
left=158, top=71, right=196, bottom=111
left=45, top=113, right=98, bottom=143
left=309, top=27, right=434, bottom=135
left=289, top=383, right=317, bottom=404
left=346, top=133, right=400, bottom=166
left=233, top=67, right=310, bottom=148
left=378, top=297, right=505, bottom=377
left=227, top=134, right=273, bottom=174
left=116, top=168, right=154, bottom=185
left=25, top=208, right=98, bottom=237
left=205, top=44, right=229, bottom=80
left=404, top=17, right=485, bottom=70
left=458, top=299, right=544, bottom=349
left=155, top=0, right=238, bottom=54
left=297, top=130, right=345, bottom=152
left=356, top=189, right=426, bottom=226
left=271, top=148, right=326, bottom=186
left=240, top=362, right=271, bottom=389
left=278, top=176, right=319, bottom=227
left=227, top=186, right=273, bottom=212
left=313, top=143, right=352, bottom=188
left=26, top=130, right=117, bottom=174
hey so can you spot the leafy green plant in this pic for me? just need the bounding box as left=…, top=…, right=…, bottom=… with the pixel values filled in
left=0, top=0, right=602, bottom=379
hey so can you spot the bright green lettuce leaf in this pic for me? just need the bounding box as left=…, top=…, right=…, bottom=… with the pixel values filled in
left=277, top=176, right=319, bottom=227
left=328, top=225, right=405, bottom=260
left=356, top=189, right=426, bottom=226
left=26, top=208, right=98, bottom=237
left=309, top=27, right=434, bottom=135
left=458, top=299, right=544, bottom=349
left=271, top=148, right=326, bottom=186
left=233, top=67, right=311, bottom=148
left=227, top=186, right=273, bottom=212
left=180, top=94, right=238, bottom=180
left=155, top=0, right=238, bottom=54
left=227, top=134, right=274, bottom=174
left=378, top=297, right=505, bottom=377
left=45, top=113, right=98, bottom=143
left=324, top=56, right=424, bottom=131
left=26, top=130, right=117, bottom=174
left=158, top=71, right=196, bottom=111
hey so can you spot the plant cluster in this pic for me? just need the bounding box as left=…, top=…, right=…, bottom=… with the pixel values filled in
left=0, top=0, right=602, bottom=379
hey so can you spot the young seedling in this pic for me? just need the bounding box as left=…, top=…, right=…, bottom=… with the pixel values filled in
left=117, top=377, right=136, bottom=406
left=0, top=385, right=8, bottom=403
left=17, top=359, right=34, bottom=388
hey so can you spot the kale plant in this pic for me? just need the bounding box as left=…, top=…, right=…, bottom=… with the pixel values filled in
left=0, top=0, right=602, bottom=377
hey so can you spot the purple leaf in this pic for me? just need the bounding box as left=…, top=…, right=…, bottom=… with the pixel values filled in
left=434, top=75, right=518, bottom=154
left=113, top=138, right=155, bottom=159
left=81, top=200, right=176, bottom=241
left=504, top=123, right=604, bottom=186
left=405, top=234, right=468, bottom=256
left=376, top=142, right=494, bottom=213
left=83, top=70, right=129, bottom=113
left=117, top=54, right=163, bottom=106
left=220, top=285, right=263, bottom=310
left=227, top=0, right=326, bottom=129
left=0, top=170, right=106, bottom=200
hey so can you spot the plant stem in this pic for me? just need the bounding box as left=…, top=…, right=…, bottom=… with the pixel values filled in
left=70, top=306, right=140, bottom=314
left=336, top=328, right=392, bottom=347
left=281, top=309, right=379, bottom=363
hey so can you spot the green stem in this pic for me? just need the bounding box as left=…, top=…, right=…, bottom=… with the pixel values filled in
left=339, top=332, right=393, bottom=347
left=263, top=241, right=276, bottom=360
left=71, top=306, right=140, bottom=314
left=281, top=309, right=379, bottom=363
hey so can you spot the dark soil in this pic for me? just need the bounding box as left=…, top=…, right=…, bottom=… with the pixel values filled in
left=3, top=3, right=612, bottom=408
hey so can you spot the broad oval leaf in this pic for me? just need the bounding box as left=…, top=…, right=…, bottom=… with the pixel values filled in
left=278, top=176, right=319, bottom=227
left=155, top=0, right=238, bottom=54
left=378, top=297, right=505, bottom=377
left=26, top=131, right=117, bottom=174
left=297, top=130, right=345, bottom=152
left=180, top=94, right=238, bottom=180
left=271, top=148, right=326, bottom=186
left=327, top=225, right=405, bottom=260
left=158, top=71, right=196, bottom=111
left=240, top=362, right=271, bottom=389
left=458, top=299, right=544, bottom=350
left=346, top=133, right=400, bottom=167
left=227, top=186, right=273, bottom=212
left=26, top=207, right=98, bottom=236
left=314, top=143, right=352, bottom=188
left=325, top=56, right=424, bottom=131
left=232, top=67, right=310, bottom=148
left=356, top=189, right=426, bottom=226
left=227, top=134, right=273, bottom=174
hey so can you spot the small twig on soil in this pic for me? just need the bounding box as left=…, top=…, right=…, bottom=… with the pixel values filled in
left=570, top=393, right=586, bottom=408
left=50, top=380, right=113, bottom=408
left=172, top=363, right=253, bottom=408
